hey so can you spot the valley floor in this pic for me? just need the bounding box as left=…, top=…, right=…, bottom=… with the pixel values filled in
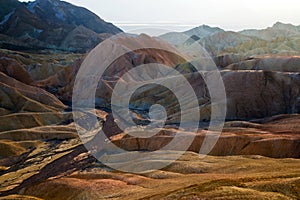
left=0, top=114, right=299, bottom=199
left=0, top=151, right=299, bottom=199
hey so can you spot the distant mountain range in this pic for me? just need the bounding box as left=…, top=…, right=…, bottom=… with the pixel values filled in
left=0, top=0, right=122, bottom=52
left=240, top=22, right=300, bottom=40
left=159, top=22, right=300, bottom=57
left=0, top=0, right=299, bottom=56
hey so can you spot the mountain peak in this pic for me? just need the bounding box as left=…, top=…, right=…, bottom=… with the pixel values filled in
left=26, top=0, right=60, bottom=8
left=35, top=0, right=58, bottom=3
left=272, top=21, right=298, bottom=29
left=273, top=21, right=288, bottom=26
left=184, top=24, right=224, bottom=38
left=196, top=24, right=215, bottom=29
left=192, top=24, right=223, bottom=31
left=0, top=0, right=21, bottom=21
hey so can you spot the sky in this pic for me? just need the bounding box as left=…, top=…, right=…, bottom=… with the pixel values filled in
left=19, top=0, right=300, bottom=35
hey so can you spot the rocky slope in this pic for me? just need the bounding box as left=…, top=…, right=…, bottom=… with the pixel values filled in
left=0, top=0, right=122, bottom=52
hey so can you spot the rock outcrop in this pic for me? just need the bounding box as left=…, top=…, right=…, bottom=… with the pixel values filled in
left=225, top=55, right=300, bottom=72
left=106, top=114, right=300, bottom=158
left=0, top=53, right=73, bottom=132
left=223, top=70, right=300, bottom=119
left=0, top=56, right=34, bottom=85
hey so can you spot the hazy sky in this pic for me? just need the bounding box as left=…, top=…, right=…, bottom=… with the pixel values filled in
left=20, top=0, right=300, bottom=34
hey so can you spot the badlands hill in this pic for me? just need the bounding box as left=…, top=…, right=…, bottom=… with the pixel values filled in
left=0, top=1, right=299, bottom=199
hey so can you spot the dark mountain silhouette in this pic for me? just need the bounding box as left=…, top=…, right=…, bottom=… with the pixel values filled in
left=0, top=0, right=122, bottom=52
